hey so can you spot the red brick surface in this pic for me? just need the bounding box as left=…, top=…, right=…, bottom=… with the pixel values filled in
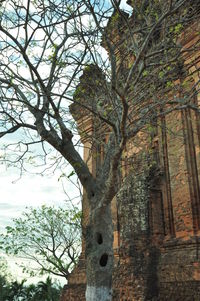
left=61, top=15, right=200, bottom=301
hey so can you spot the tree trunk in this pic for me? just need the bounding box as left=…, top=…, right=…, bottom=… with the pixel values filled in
left=85, top=203, right=114, bottom=301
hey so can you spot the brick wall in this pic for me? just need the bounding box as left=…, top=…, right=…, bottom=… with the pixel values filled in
left=60, top=7, right=200, bottom=301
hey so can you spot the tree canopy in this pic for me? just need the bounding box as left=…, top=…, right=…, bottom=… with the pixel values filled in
left=0, top=206, right=81, bottom=280
left=0, top=270, right=61, bottom=301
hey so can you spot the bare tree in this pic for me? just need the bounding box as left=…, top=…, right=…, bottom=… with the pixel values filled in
left=0, top=0, right=199, bottom=300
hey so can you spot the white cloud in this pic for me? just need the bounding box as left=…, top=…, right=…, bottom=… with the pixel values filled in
left=120, top=0, right=133, bottom=12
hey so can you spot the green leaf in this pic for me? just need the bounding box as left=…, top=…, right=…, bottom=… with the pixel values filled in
left=67, top=170, right=75, bottom=179
left=142, top=70, right=149, bottom=77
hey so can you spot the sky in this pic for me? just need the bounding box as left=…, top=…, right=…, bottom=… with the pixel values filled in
left=0, top=132, right=81, bottom=285
left=0, top=154, right=80, bottom=285
left=0, top=166, right=74, bottom=233
left=0, top=0, right=132, bottom=232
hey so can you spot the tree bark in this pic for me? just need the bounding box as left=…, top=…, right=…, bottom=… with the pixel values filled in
left=85, top=203, right=113, bottom=301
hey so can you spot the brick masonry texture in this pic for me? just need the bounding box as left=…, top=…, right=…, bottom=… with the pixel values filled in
left=60, top=5, right=200, bottom=301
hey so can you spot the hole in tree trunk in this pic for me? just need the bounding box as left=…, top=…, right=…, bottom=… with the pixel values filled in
left=96, top=232, right=103, bottom=244
left=99, top=253, right=108, bottom=267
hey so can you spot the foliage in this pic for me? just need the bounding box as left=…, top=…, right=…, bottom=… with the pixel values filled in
left=0, top=275, right=61, bottom=301
left=0, top=206, right=81, bottom=280
left=0, top=257, right=10, bottom=301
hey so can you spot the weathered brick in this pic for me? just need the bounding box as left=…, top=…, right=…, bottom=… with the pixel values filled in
left=60, top=6, right=200, bottom=301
